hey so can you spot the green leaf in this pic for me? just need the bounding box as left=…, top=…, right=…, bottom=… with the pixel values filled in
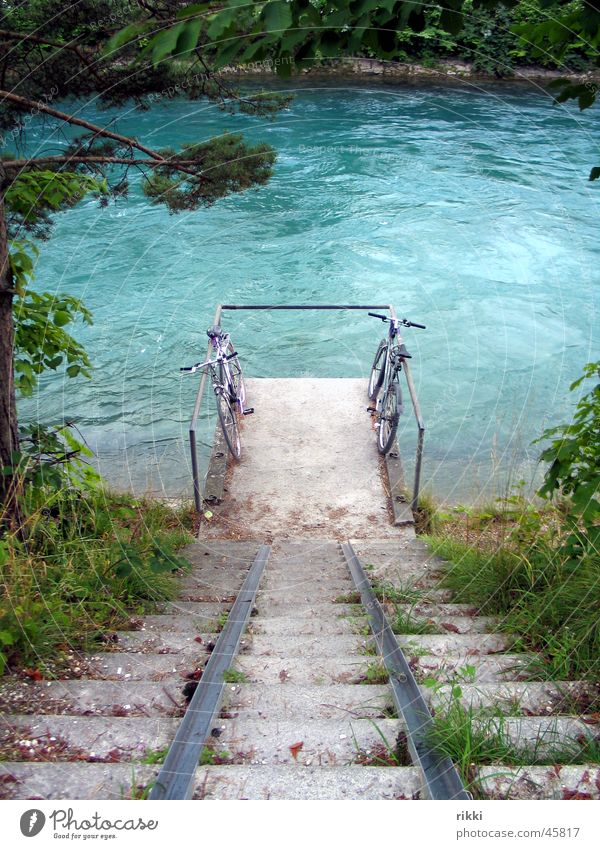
left=262, top=1, right=293, bottom=32
left=176, top=3, right=211, bottom=18
left=207, top=8, right=237, bottom=39
left=175, top=18, right=203, bottom=56
left=53, top=311, right=71, bottom=327
left=103, top=22, right=151, bottom=56
left=0, top=630, right=16, bottom=646
left=152, top=22, right=185, bottom=63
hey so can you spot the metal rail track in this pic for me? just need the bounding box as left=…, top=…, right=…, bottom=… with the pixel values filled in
left=150, top=538, right=468, bottom=801
left=150, top=544, right=270, bottom=800
left=340, top=540, right=470, bottom=800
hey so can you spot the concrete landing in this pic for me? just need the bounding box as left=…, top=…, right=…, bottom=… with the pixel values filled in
left=200, top=378, right=413, bottom=540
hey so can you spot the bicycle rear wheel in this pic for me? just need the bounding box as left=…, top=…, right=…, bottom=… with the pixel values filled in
left=368, top=339, right=387, bottom=400
left=216, top=390, right=241, bottom=459
left=377, top=380, right=402, bottom=455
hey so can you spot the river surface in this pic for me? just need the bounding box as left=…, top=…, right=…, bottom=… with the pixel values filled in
left=19, top=80, right=599, bottom=504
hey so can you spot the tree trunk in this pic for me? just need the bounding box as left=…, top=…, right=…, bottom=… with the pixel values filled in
left=0, top=163, right=20, bottom=517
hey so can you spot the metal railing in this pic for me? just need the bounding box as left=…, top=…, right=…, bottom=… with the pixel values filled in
left=186, top=304, right=425, bottom=513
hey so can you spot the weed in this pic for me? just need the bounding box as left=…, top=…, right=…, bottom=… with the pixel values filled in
left=371, top=579, right=423, bottom=606
left=391, top=607, right=441, bottom=635
left=334, top=590, right=361, bottom=604
left=414, top=490, right=443, bottom=535
left=0, top=489, right=194, bottom=672
left=222, top=668, right=247, bottom=684
left=358, top=640, right=377, bottom=656
left=359, top=661, right=389, bottom=685
left=198, top=746, right=232, bottom=766
left=140, top=747, right=169, bottom=765
left=427, top=534, right=600, bottom=681
left=353, top=729, right=412, bottom=767
left=425, top=682, right=600, bottom=790
left=214, top=612, right=228, bottom=633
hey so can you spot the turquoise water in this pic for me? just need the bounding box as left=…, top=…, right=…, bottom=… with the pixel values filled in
left=20, top=81, right=599, bottom=503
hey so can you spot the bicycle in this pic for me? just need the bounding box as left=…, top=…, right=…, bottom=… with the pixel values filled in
left=367, top=312, right=426, bottom=454
left=180, top=325, right=252, bottom=459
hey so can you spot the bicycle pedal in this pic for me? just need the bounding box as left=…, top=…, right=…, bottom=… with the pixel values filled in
left=243, top=407, right=254, bottom=415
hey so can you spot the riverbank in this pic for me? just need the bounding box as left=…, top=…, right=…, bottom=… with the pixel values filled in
left=221, top=57, right=600, bottom=86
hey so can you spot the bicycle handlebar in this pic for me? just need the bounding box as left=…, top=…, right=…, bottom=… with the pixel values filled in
left=368, top=312, right=426, bottom=329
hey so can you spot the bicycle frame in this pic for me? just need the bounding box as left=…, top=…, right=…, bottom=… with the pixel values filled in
left=378, top=319, right=405, bottom=404
left=184, top=331, right=243, bottom=409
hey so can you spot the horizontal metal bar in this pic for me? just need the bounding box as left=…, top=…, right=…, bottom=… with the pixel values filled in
left=340, top=541, right=470, bottom=801
left=150, top=544, right=270, bottom=800
left=221, top=304, right=392, bottom=310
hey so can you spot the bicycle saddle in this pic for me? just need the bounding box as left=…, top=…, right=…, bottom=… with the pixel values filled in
left=206, top=325, right=222, bottom=339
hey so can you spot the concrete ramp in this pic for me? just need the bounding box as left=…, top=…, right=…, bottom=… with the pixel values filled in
left=200, top=378, right=412, bottom=540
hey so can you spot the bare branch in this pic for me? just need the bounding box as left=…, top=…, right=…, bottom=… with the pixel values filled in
left=0, top=90, right=165, bottom=162
left=3, top=155, right=198, bottom=175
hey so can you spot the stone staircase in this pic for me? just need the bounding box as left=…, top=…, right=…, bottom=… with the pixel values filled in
left=0, top=535, right=598, bottom=800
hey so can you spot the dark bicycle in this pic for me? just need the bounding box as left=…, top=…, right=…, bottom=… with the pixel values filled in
left=180, top=325, right=251, bottom=459
left=367, top=312, right=426, bottom=454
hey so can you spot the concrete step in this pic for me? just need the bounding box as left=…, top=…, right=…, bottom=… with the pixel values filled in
left=395, top=633, right=511, bottom=654
left=429, top=680, right=599, bottom=715
left=82, top=653, right=202, bottom=680
left=140, top=614, right=223, bottom=633
left=221, top=684, right=393, bottom=720
left=411, top=653, right=536, bottom=683
left=475, top=765, right=600, bottom=800
left=254, top=597, right=364, bottom=615
left=0, top=762, right=159, bottom=800
left=0, top=680, right=188, bottom=718
left=391, top=603, right=483, bottom=616
left=234, top=655, right=378, bottom=685
left=245, top=634, right=367, bottom=657
left=194, top=764, right=423, bottom=800
left=248, top=616, right=365, bottom=636
left=493, top=716, right=599, bottom=751
left=2, top=715, right=179, bottom=761
left=349, top=538, right=428, bottom=557
left=114, top=631, right=243, bottom=655
left=181, top=540, right=261, bottom=565
left=160, top=601, right=230, bottom=616
left=389, top=612, right=499, bottom=634
left=207, top=717, right=405, bottom=765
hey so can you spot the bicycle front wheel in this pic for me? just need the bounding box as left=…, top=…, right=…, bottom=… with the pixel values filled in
left=368, top=339, right=387, bottom=400
left=216, top=391, right=241, bottom=460
left=377, top=381, right=402, bottom=455
left=221, top=342, right=245, bottom=406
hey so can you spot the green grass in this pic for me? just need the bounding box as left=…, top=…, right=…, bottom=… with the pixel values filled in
left=390, top=606, right=441, bottom=635
left=334, top=590, right=361, bottom=604
left=371, top=579, right=423, bottom=606
left=0, top=489, right=195, bottom=673
left=222, top=668, right=247, bottom=683
left=198, top=746, right=232, bottom=766
left=425, top=534, right=600, bottom=682
left=427, top=696, right=600, bottom=791
left=141, top=747, right=169, bottom=765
